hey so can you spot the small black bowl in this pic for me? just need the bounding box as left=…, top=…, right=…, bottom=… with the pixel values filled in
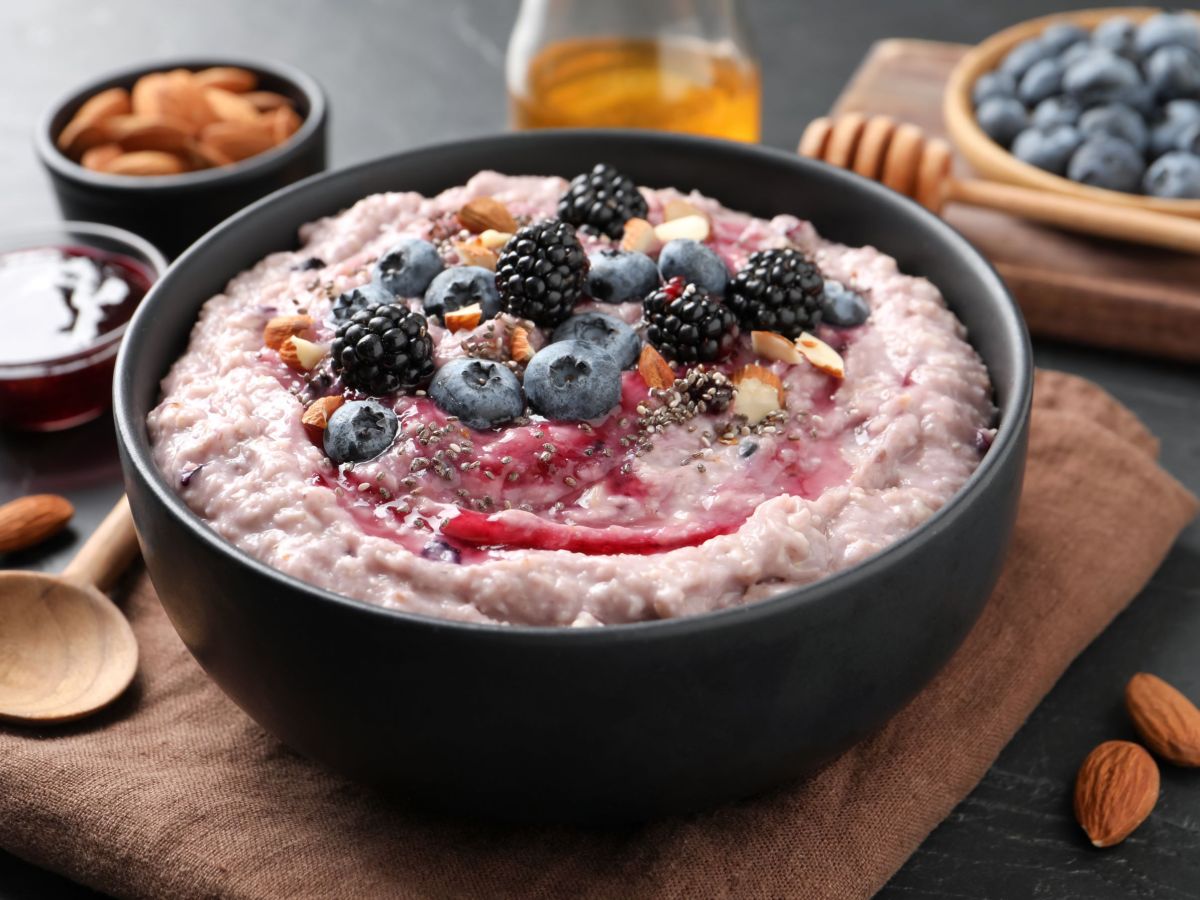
left=35, top=57, right=328, bottom=259
left=114, top=131, right=1032, bottom=824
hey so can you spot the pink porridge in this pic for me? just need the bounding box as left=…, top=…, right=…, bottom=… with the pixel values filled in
left=148, top=167, right=995, bottom=626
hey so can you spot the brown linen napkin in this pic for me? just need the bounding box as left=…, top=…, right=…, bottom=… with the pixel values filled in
left=0, top=370, right=1195, bottom=900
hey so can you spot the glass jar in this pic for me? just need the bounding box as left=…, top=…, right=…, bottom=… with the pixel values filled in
left=506, top=0, right=761, bottom=142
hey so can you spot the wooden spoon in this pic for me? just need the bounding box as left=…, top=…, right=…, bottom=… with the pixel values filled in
left=0, top=497, right=140, bottom=724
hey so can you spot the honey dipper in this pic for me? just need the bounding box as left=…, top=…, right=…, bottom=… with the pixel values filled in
left=800, top=114, right=1200, bottom=255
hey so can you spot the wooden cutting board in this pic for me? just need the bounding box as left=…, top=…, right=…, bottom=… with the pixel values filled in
left=832, top=39, right=1200, bottom=363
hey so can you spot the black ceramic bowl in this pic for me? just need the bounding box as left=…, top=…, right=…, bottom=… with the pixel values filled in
left=35, top=57, right=327, bottom=259
left=114, top=131, right=1031, bottom=824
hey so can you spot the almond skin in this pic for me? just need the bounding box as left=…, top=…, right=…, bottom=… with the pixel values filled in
left=457, top=197, right=518, bottom=234
left=1074, top=740, right=1159, bottom=848
left=637, top=345, right=676, bottom=390
left=263, top=315, right=314, bottom=350
left=1126, top=673, right=1200, bottom=767
left=0, top=494, right=75, bottom=553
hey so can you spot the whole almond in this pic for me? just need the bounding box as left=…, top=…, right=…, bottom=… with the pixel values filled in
left=268, top=105, right=302, bottom=144
left=56, top=87, right=131, bottom=153
left=106, top=151, right=187, bottom=176
left=301, top=395, right=345, bottom=433
left=132, top=70, right=215, bottom=134
left=80, top=143, right=124, bottom=172
left=457, top=197, right=518, bottom=234
left=1126, top=673, right=1200, bottom=767
left=194, top=66, right=258, bottom=94
left=263, top=314, right=314, bottom=350
left=106, top=114, right=193, bottom=153
left=0, top=494, right=75, bottom=553
left=57, top=120, right=115, bottom=160
left=200, top=120, right=275, bottom=161
left=1074, top=740, right=1159, bottom=848
left=188, top=139, right=235, bottom=169
left=204, top=87, right=262, bottom=125
left=242, top=91, right=293, bottom=113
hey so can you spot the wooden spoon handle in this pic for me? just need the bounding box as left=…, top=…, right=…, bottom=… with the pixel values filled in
left=948, top=177, right=1200, bottom=255
left=62, top=496, right=140, bottom=591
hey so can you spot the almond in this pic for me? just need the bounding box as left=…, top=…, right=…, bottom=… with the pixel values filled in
left=0, top=494, right=75, bottom=553
left=453, top=237, right=498, bottom=270
left=56, top=87, right=131, bottom=153
left=106, top=151, right=187, bottom=177
left=1074, top=740, right=1159, bottom=848
left=200, top=120, right=276, bottom=161
left=279, top=335, right=327, bottom=372
left=57, top=120, right=115, bottom=160
left=106, top=114, right=193, bottom=153
left=478, top=229, right=513, bottom=250
left=654, top=214, right=710, bottom=244
left=204, top=87, right=262, bottom=125
left=242, top=91, right=293, bottom=113
left=796, top=332, right=846, bottom=379
left=638, top=345, right=676, bottom=390
left=131, top=70, right=215, bottom=134
left=80, top=143, right=124, bottom=172
left=268, top=105, right=302, bottom=143
left=444, top=304, right=482, bottom=333
left=663, top=197, right=707, bottom=222
left=194, top=66, right=259, bottom=94
left=263, top=314, right=314, bottom=350
left=751, top=330, right=803, bottom=364
left=1126, top=673, right=1200, bottom=767
left=188, top=139, right=235, bottom=169
left=732, top=364, right=784, bottom=423
left=620, top=217, right=659, bottom=254
left=457, top=197, right=518, bottom=234
left=510, top=326, right=534, bottom=363
left=301, top=395, right=345, bottom=433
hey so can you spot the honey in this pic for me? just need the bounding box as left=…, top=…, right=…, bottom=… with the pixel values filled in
left=509, top=37, right=760, bottom=142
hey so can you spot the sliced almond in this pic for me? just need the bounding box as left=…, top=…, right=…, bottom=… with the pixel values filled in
left=263, top=314, right=314, bottom=350
left=796, top=332, right=846, bottom=379
left=1074, top=740, right=1159, bottom=848
left=457, top=197, right=518, bottom=234
left=751, top=330, right=803, bottom=364
left=620, top=217, right=659, bottom=254
left=0, top=494, right=74, bottom=554
left=80, top=142, right=124, bottom=172
left=453, top=237, right=498, bottom=270
left=106, top=151, right=187, bottom=176
left=444, top=304, right=483, bottom=333
left=56, top=87, right=131, bottom=153
left=194, top=66, right=259, bottom=94
left=301, top=395, right=345, bottom=433
left=279, top=335, right=327, bottom=371
left=106, top=114, right=193, bottom=153
left=663, top=197, right=708, bottom=222
left=731, top=364, right=784, bottom=423
left=510, top=326, right=534, bottom=363
left=654, top=214, right=710, bottom=244
left=200, top=120, right=276, bottom=161
left=242, top=91, right=293, bottom=113
left=637, top=345, right=676, bottom=390
left=204, top=87, right=262, bottom=124
left=268, top=105, right=302, bottom=143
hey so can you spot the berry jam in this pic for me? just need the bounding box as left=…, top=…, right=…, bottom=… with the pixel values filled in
left=0, top=246, right=152, bottom=431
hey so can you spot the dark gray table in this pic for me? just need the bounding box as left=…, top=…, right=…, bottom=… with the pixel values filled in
left=2, top=1, right=1197, bottom=897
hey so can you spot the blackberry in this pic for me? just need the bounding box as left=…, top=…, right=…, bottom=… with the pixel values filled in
left=495, top=220, right=589, bottom=326
left=726, top=248, right=823, bottom=339
left=331, top=303, right=435, bottom=396
left=557, top=163, right=648, bottom=239
left=644, top=278, right=739, bottom=364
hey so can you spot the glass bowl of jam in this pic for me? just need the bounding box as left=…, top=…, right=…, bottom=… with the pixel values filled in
left=0, top=222, right=167, bottom=431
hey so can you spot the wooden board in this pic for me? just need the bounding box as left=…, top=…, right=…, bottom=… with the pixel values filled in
left=832, top=39, right=1200, bottom=363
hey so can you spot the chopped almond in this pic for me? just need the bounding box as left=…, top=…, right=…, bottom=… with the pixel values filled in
left=653, top=214, right=710, bottom=244
left=454, top=237, right=498, bottom=270
left=457, top=196, right=518, bottom=234
left=732, top=364, right=784, bottom=424
left=280, top=335, right=326, bottom=371
left=663, top=197, right=708, bottom=222
left=301, top=395, right=345, bottom=433
left=638, top=345, right=676, bottom=390
left=751, top=330, right=803, bottom=364
left=796, top=332, right=846, bottom=379
left=510, top=326, right=534, bottom=363
left=263, top=314, right=314, bottom=350
left=620, top=217, right=659, bottom=254
left=444, top=303, right=483, bottom=333
left=478, top=229, right=513, bottom=250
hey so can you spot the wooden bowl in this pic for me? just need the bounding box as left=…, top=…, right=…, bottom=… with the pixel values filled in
left=944, top=6, right=1200, bottom=220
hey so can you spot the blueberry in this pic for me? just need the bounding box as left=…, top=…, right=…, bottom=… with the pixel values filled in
left=1067, top=136, right=1146, bottom=193
left=1060, top=40, right=1095, bottom=69
left=1031, top=96, right=1082, bottom=128
left=428, top=358, right=524, bottom=430
left=819, top=280, right=870, bottom=327
left=1078, top=104, right=1148, bottom=153
left=657, top=239, right=729, bottom=295
left=1145, top=45, right=1200, bottom=100
left=294, top=256, right=325, bottom=271
left=1000, top=38, right=1054, bottom=79
left=1135, top=11, right=1200, bottom=59
left=1041, top=22, right=1088, bottom=54
left=1063, top=50, right=1143, bottom=106
left=1152, top=99, right=1200, bottom=156
left=586, top=248, right=660, bottom=303
left=1093, top=16, right=1138, bottom=58
left=551, top=312, right=641, bottom=369
left=323, top=400, right=398, bottom=464
left=420, top=539, right=461, bottom=564
left=422, top=266, right=500, bottom=321
left=1017, top=58, right=1064, bottom=106
left=331, top=282, right=392, bottom=321
left=523, top=340, right=621, bottom=421
left=737, top=438, right=758, bottom=458
left=1012, top=125, right=1084, bottom=175
left=972, top=71, right=1017, bottom=106
left=373, top=237, right=443, bottom=298
left=975, top=97, right=1029, bottom=146
left=1173, top=121, right=1200, bottom=155
left=1143, top=151, right=1200, bottom=197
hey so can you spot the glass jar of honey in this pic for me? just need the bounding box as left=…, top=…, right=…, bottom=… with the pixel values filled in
left=506, top=0, right=761, bottom=142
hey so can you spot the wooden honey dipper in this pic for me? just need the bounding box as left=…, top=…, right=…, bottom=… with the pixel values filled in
left=800, top=114, right=1200, bottom=255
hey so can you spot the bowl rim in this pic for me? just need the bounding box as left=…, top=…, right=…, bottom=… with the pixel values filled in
left=0, top=220, right=168, bottom=375
left=35, top=55, right=327, bottom=192
left=114, top=129, right=1033, bottom=643
left=944, top=6, right=1200, bottom=216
